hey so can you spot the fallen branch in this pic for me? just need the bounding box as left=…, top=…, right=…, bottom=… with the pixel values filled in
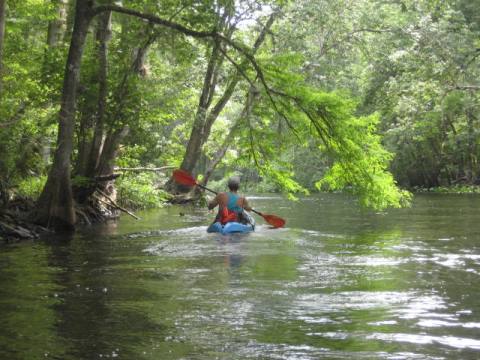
left=95, top=173, right=122, bottom=182
left=451, top=85, right=480, bottom=91
left=114, top=166, right=176, bottom=172
left=94, top=189, right=140, bottom=220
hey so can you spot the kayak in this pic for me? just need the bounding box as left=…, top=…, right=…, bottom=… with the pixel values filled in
left=207, top=221, right=254, bottom=235
left=207, top=211, right=255, bottom=235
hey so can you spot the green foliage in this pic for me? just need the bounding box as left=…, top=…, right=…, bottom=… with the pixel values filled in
left=116, top=173, right=170, bottom=210
left=0, top=0, right=62, bottom=196
left=4, top=0, right=479, bottom=215
left=270, top=0, right=480, bottom=194
left=244, top=48, right=411, bottom=208
left=16, top=176, right=47, bottom=200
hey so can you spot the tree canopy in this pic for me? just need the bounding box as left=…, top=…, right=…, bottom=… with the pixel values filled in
left=0, top=0, right=479, bottom=229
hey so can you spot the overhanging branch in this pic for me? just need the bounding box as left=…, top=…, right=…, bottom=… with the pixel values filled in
left=92, top=5, right=321, bottom=148
left=93, top=5, right=216, bottom=39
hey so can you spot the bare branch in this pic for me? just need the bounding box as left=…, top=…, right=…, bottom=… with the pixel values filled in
left=451, top=85, right=480, bottom=91
left=217, top=46, right=256, bottom=88
left=93, top=5, right=216, bottom=39
left=114, top=166, right=176, bottom=172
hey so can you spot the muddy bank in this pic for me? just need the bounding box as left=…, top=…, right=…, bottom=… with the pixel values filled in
left=0, top=196, right=122, bottom=244
left=0, top=199, right=51, bottom=243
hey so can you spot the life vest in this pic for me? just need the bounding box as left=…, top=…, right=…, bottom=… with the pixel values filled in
left=219, top=206, right=238, bottom=225
left=219, top=192, right=242, bottom=224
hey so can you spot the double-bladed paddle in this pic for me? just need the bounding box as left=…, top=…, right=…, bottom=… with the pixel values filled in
left=172, top=169, right=286, bottom=228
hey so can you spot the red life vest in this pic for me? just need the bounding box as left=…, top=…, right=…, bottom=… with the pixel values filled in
left=219, top=206, right=238, bottom=224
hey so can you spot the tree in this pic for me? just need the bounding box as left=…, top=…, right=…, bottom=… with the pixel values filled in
left=34, top=2, right=95, bottom=229
left=177, top=8, right=277, bottom=181
left=33, top=1, right=280, bottom=228
left=0, top=0, right=6, bottom=97
left=30, top=0, right=421, bottom=230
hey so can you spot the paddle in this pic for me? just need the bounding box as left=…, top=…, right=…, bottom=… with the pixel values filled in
left=172, top=169, right=286, bottom=228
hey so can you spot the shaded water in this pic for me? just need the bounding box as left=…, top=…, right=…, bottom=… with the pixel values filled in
left=1, top=194, right=480, bottom=359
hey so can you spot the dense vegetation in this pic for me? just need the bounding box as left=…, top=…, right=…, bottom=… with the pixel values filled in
left=0, top=0, right=478, bottom=230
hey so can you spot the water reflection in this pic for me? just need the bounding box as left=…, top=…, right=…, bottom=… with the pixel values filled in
left=0, top=243, right=65, bottom=358
left=1, top=194, right=480, bottom=359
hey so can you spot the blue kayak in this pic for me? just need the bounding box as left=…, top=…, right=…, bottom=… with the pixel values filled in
left=207, top=211, right=255, bottom=235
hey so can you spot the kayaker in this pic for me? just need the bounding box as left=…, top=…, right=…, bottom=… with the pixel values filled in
left=208, top=176, right=252, bottom=225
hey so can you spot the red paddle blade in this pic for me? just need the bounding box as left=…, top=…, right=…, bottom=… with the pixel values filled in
left=172, top=169, right=197, bottom=187
left=262, top=214, right=286, bottom=228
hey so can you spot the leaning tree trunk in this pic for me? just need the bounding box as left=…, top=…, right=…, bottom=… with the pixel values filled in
left=84, top=10, right=112, bottom=179
left=34, top=3, right=94, bottom=230
left=95, top=127, right=129, bottom=184
left=177, top=13, right=276, bottom=180
left=179, top=41, right=221, bottom=175
left=0, top=0, right=6, bottom=98
left=202, top=86, right=257, bottom=186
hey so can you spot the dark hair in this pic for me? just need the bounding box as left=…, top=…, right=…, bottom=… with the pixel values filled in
left=227, top=176, right=240, bottom=191
left=228, top=183, right=239, bottom=191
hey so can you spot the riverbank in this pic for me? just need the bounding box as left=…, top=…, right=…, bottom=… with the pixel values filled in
left=0, top=195, right=123, bottom=244
left=413, top=185, right=480, bottom=194
left=0, top=199, right=51, bottom=243
left=3, top=183, right=478, bottom=243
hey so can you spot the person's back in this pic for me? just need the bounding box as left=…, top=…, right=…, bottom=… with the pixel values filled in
left=208, top=176, right=252, bottom=225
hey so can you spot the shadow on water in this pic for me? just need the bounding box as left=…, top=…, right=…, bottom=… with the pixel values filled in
left=45, top=230, right=194, bottom=359
left=1, top=193, right=480, bottom=359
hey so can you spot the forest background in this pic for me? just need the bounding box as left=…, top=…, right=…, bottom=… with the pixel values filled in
left=0, top=0, right=479, bottom=230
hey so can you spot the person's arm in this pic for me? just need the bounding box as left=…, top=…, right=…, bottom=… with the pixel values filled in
left=239, top=197, right=252, bottom=211
left=208, top=194, right=220, bottom=210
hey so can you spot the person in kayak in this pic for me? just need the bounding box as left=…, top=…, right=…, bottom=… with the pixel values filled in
left=208, top=176, right=253, bottom=226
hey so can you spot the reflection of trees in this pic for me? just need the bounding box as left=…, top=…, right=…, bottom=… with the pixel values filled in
left=0, top=244, right=66, bottom=359
left=46, top=233, right=175, bottom=359
left=48, top=233, right=113, bottom=359
left=245, top=235, right=299, bottom=282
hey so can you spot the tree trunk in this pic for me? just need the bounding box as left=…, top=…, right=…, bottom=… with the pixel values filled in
left=85, top=10, right=112, bottom=178
left=96, top=126, right=129, bottom=178
left=202, top=86, right=257, bottom=186
left=72, top=126, right=129, bottom=203
left=178, top=13, right=276, bottom=179
left=47, top=0, right=68, bottom=47
left=74, top=111, right=93, bottom=176
left=201, top=14, right=276, bottom=146
left=179, top=41, right=221, bottom=174
left=0, top=0, right=6, bottom=98
left=202, top=128, right=236, bottom=186
left=41, top=0, right=69, bottom=164
left=466, top=107, right=477, bottom=183
left=34, top=3, right=94, bottom=230
left=74, top=24, right=156, bottom=204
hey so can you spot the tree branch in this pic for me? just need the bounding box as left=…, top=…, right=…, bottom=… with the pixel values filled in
left=92, top=6, right=318, bottom=153
left=451, top=85, right=480, bottom=91
left=93, top=5, right=216, bottom=39
left=114, top=166, right=176, bottom=172
left=93, top=4, right=281, bottom=116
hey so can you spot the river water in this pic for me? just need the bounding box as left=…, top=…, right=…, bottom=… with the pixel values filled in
left=1, top=193, right=480, bottom=359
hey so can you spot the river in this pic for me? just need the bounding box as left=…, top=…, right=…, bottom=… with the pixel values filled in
left=1, top=193, right=480, bottom=359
